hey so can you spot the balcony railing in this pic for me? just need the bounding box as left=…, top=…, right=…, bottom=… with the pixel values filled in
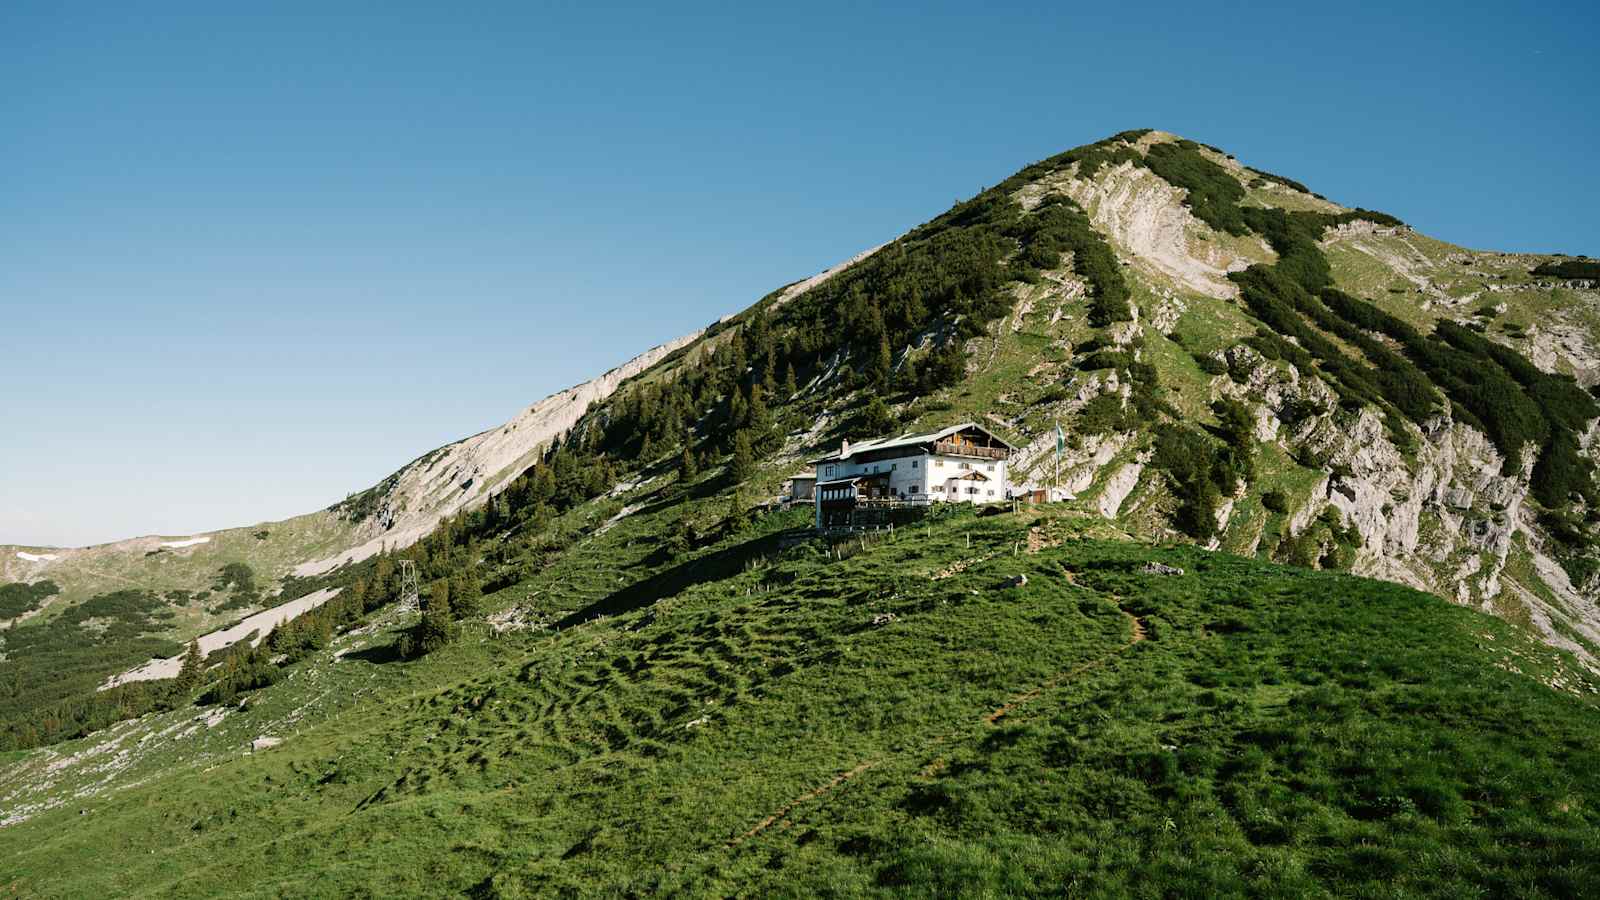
left=933, top=440, right=1008, bottom=460
left=855, top=496, right=934, bottom=508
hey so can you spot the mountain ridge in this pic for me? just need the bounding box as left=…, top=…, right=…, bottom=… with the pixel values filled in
left=3, top=125, right=1598, bottom=747
left=3, top=129, right=1600, bottom=895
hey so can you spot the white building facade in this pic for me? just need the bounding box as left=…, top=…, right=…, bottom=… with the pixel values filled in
left=810, top=423, right=1014, bottom=528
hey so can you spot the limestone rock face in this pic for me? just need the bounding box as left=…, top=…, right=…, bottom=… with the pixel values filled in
left=294, top=331, right=704, bottom=576
left=1098, top=463, right=1144, bottom=519
left=1196, top=333, right=1600, bottom=664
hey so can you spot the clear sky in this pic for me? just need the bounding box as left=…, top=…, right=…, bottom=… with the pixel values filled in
left=3, top=1, right=1596, bottom=547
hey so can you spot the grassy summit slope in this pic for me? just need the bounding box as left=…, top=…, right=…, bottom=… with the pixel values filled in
left=2, top=508, right=1597, bottom=897
left=7, top=129, right=1599, bottom=754
left=4, top=130, right=1600, bottom=895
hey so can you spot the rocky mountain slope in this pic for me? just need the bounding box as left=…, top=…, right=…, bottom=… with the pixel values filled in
left=6, top=128, right=1599, bottom=733
left=2, top=130, right=1599, bottom=893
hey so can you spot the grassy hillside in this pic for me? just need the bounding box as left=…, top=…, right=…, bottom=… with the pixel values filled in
left=4, top=129, right=1599, bottom=895
left=2, top=505, right=1597, bottom=897
left=0, top=513, right=363, bottom=750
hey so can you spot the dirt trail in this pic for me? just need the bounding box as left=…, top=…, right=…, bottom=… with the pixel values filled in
left=985, top=607, right=1143, bottom=726
left=734, top=761, right=876, bottom=843
left=732, top=599, right=1146, bottom=846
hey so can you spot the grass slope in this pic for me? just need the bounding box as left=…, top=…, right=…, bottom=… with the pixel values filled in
left=3, top=508, right=1597, bottom=898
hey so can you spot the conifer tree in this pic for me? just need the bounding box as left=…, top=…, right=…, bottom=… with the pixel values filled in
left=174, top=640, right=204, bottom=698
left=725, top=488, right=751, bottom=532
left=782, top=363, right=798, bottom=399
left=449, top=570, right=480, bottom=619
left=680, top=442, right=700, bottom=483
left=730, top=430, right=755, bottom=482
left=426, top=579, right=449, bottom=616
left=668, top=513, right=696, bottom=558
left=747, top=383, right=772, bottom=436
left=761, top=356, right=778, bottom=399
left=862, top=397, right=895, bottom=435
left=871, top=335, right=893, bottom=388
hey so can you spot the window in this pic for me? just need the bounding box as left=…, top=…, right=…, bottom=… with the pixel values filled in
left=959, top=462, right=970, bottom=470
left=911, top=485, right=921, bottom=494
left=986, top=464, right=994, bottom=471
left=934, top=460, right=943, bottom=468
left=987, top=490, right=995, bottom=496
left=890, top=463, right=896, bottom=471
left=825, top=466, right=834, bottom=477
left=911, top=460, right=918, bottom=469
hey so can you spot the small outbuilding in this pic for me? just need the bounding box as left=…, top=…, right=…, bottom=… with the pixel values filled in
left=787, top=470, right=817, bottom=502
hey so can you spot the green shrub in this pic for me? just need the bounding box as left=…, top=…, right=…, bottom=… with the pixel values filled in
left=1152, top=426, right=1225, bottom=539
left=1532, top=259, right=1600, bottom=279
left=0, top=580, right=58, bottom=619
left=398, top=607, right=459, bottom=659
left=1246, top=166, right=1313, bottom=194
left=1018, top=195, right=1132, bottom=326
left=1077, top=350, right=1132, bottom=371
left=1144, top=140, right=1249, bottom=236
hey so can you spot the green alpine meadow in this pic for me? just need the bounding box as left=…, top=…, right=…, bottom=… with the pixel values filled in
left=4, top=129, right=1598, bottom=896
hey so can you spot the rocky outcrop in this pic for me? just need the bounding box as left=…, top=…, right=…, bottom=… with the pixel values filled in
left=294, top=246, right=886, bottom=577
left=1060, top=163, right=1247, bottom=300
left=294, top=332, right=704, bottom=576
left=1098, top=463, right=1144, bottom=519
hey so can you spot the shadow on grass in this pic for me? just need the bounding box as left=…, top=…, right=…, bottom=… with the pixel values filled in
left=343, top=641, right=406, bottom=665
left=555, top=528, right=811, bottom=629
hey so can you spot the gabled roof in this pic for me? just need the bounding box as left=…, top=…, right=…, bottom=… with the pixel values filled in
left=809, top=421, right=1013, bottom=465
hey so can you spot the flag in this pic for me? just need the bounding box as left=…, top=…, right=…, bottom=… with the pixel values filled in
left=1055, top=421, right=1065, bottom=457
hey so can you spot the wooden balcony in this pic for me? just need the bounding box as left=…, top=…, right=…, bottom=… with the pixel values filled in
left=933, top=440, right=1008, bottom=460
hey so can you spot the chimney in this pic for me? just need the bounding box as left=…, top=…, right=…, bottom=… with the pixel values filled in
left=840, top=439, right=850, bottom=458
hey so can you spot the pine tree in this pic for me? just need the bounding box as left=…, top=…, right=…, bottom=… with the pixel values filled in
left=680, top=442, right=700, bottom=483
left=870, top=335, right=893, bottom=388
left=449, top=570, right=481, bottom=619
left=174, top=640, right=204, bottom=698
left=862, top=397, right=895, bottom=435
left=426, top=579, right=450, bottom=616
left=782, top=363, right=798, bottom=399
left=761, top=356, right=778, bottom=399
left=401, top=606, right=460, bottom=659
left=725, top=489, right=751, bottom=532
left=919, top=341, right=968, bottom=392
left=747, top=383, right=772, bottom=435
left=730, top=430, right=755, bottom=482
left=668, top=513, right=696, bottom=558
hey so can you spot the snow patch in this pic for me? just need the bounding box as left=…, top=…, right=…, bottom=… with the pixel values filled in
left=100, top=588, right=342, bottom=689
left=159, top=537, right=210, bottom=548
left=16, top=551, right=58, bottom=562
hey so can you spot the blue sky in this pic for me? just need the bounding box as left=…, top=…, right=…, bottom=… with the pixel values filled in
left=3, top=1, right=1596, bottom=547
